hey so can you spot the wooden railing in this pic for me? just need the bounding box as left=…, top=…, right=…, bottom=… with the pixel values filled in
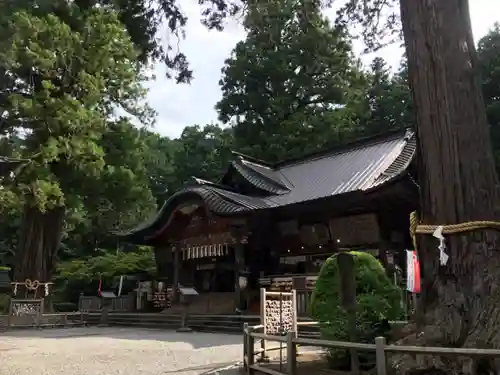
left=242, top=323, right=500, bottom=375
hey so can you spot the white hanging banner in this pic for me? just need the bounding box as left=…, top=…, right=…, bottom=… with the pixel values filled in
left=118, top=276, right=124, bottom=296
left=406, top=250, right=421, bottom=293
left=432, top=226, right=449, bottom=266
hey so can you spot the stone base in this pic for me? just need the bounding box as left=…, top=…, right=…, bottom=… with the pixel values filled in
left=176, top=326, right=193, bottom=332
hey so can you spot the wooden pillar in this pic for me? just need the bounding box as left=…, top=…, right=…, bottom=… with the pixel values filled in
left=154, top=246, right=172, bottom=279
left=172, top=245, right=180, bottom=304
left=376, top=213, right=394, bottom=278
left=231, top=220, right=247, bottom=311
left=234, top=242, right=244, bottom=310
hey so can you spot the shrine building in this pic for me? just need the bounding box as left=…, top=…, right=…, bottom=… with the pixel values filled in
left=117, top=129, right=418, bottom=314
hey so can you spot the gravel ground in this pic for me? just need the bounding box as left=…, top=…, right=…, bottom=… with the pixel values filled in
left=0, top=327, right=246, bottom=375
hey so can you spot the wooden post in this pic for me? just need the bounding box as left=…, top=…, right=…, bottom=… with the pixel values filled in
left=291, top=289, right=298, bottom=333
left=376, top=212, right=395, bottom=278
left=99, top=297, right=110, bottom=327
left=234, top=242, right=244, bottom=310
left=172, top=246, right=180, bottom=304
left=35, top=305, right=41, bottom=329
left=231, top=221, right=247, bottom=312
left=246, top=326, right=255, bottom=375
left=375, top=336, right=387, bottom=375
left=243, top=322, right=248, bottom=368
left=259, top=287, right=268, bottom=362
left=286, top=331, right=297, bottom=375
left=7, top=298, right=13, bottom=328
left=337, top=253, right=359, bottom=375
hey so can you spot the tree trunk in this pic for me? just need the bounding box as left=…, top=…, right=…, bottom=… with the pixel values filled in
left=395, top=0, right=500, bottom=374
left=14, top=204, right=65, bottom=286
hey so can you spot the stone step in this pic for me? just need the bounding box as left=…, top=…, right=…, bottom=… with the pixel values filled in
left=86, top=312, right=320, bottom=337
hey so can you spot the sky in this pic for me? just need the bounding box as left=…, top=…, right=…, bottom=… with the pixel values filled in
left=145, top=1, right=500, bottom=139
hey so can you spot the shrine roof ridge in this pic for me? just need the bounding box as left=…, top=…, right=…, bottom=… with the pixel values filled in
left=115, top=128, right=417, bottom=245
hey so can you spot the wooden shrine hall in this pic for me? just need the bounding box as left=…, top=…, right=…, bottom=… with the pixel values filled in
left=117, top=129, right=419, bottom=314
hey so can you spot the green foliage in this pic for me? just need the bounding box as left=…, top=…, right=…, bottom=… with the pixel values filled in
left=0, top=2, right=159, bottom=280
left=57, top=247, right=156, bottom=283
left=55, top=247, right=156, bottom=301
left=0, top=189, right=21, bottom=266
left=0, top=3, right=154, bottom=214
left=216, top=0, right=365, bottom=162
left=171, top=125, right=234, bottom=188
left=354, top=58, right=413, bottom=136
left=140, top=131, right=179, bottom=204
left=309, top=251, right=403, bottom=368
left=69, top=0, right=242, bottom=83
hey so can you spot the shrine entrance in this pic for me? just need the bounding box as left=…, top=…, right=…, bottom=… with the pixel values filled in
left=194, top=265, right=234, bottom=293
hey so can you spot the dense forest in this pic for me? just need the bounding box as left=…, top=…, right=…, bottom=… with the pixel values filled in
left=0, top=0, right=499, bottom=311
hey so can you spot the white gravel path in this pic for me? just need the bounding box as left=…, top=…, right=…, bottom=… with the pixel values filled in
left=0, top=327, right=245, bottom=375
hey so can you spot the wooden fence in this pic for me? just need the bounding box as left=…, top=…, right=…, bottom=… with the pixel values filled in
left=1, top=311, right=89, bottom=329
left=242, top=323, right=500, bottom=375
left=78, top=295, right=134, bottom=312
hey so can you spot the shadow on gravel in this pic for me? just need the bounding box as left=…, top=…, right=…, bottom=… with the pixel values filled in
left=162, top=360, right=243, bottom=375
left=0, top=327, right=244, bottom=349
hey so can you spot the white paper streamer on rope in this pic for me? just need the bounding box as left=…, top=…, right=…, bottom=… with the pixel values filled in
left=433, top=225, right=449, bottom=265
left=118, top=275, right=124, bottom=297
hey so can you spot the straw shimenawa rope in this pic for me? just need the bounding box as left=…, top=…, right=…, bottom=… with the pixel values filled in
left=409, top=211, right=500, bottom=250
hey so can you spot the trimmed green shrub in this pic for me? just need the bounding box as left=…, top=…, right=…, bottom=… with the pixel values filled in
left=309, top=251, right=404, bottom=369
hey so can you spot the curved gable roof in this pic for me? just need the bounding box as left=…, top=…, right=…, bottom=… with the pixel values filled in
left=117, top=129, right=417, bottom=245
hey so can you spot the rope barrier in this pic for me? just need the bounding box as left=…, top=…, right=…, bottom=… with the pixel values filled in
left=409, top=210, right=500, bottom=250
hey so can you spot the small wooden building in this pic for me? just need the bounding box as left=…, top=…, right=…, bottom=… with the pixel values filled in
left=117, top=129, right=418, bottom=314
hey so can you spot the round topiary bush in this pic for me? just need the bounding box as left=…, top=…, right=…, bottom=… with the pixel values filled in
left=309, top=251, right=404, bottom=369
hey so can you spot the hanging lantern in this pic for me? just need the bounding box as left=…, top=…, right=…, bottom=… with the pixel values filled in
left=238, top=276, right=248, bottom=289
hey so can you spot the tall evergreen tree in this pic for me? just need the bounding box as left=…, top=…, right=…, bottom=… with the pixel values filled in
left=337, top=1, right=500, bottom=373
left=216, top=0, right=365, bottom=162
left=361, top=58, right=413, bottom=135
left=0, top=2, right=155, bottom=283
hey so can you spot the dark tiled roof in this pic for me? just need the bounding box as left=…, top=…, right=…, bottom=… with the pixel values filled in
left=117, top=129, right=416, bottom=242
left=231, top=159, right=291, bottom=194
left=115, top=179, right=270, bottom=240
left=262, top=129, right=416, bottom=206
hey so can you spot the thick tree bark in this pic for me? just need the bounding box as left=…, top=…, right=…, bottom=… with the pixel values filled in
left=14, top=204, right=65, bottom=285
left=395, top=0, right=500, bottom=374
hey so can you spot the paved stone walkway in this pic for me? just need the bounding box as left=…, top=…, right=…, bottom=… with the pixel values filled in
left=0, top=327, right=245, bottom=375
